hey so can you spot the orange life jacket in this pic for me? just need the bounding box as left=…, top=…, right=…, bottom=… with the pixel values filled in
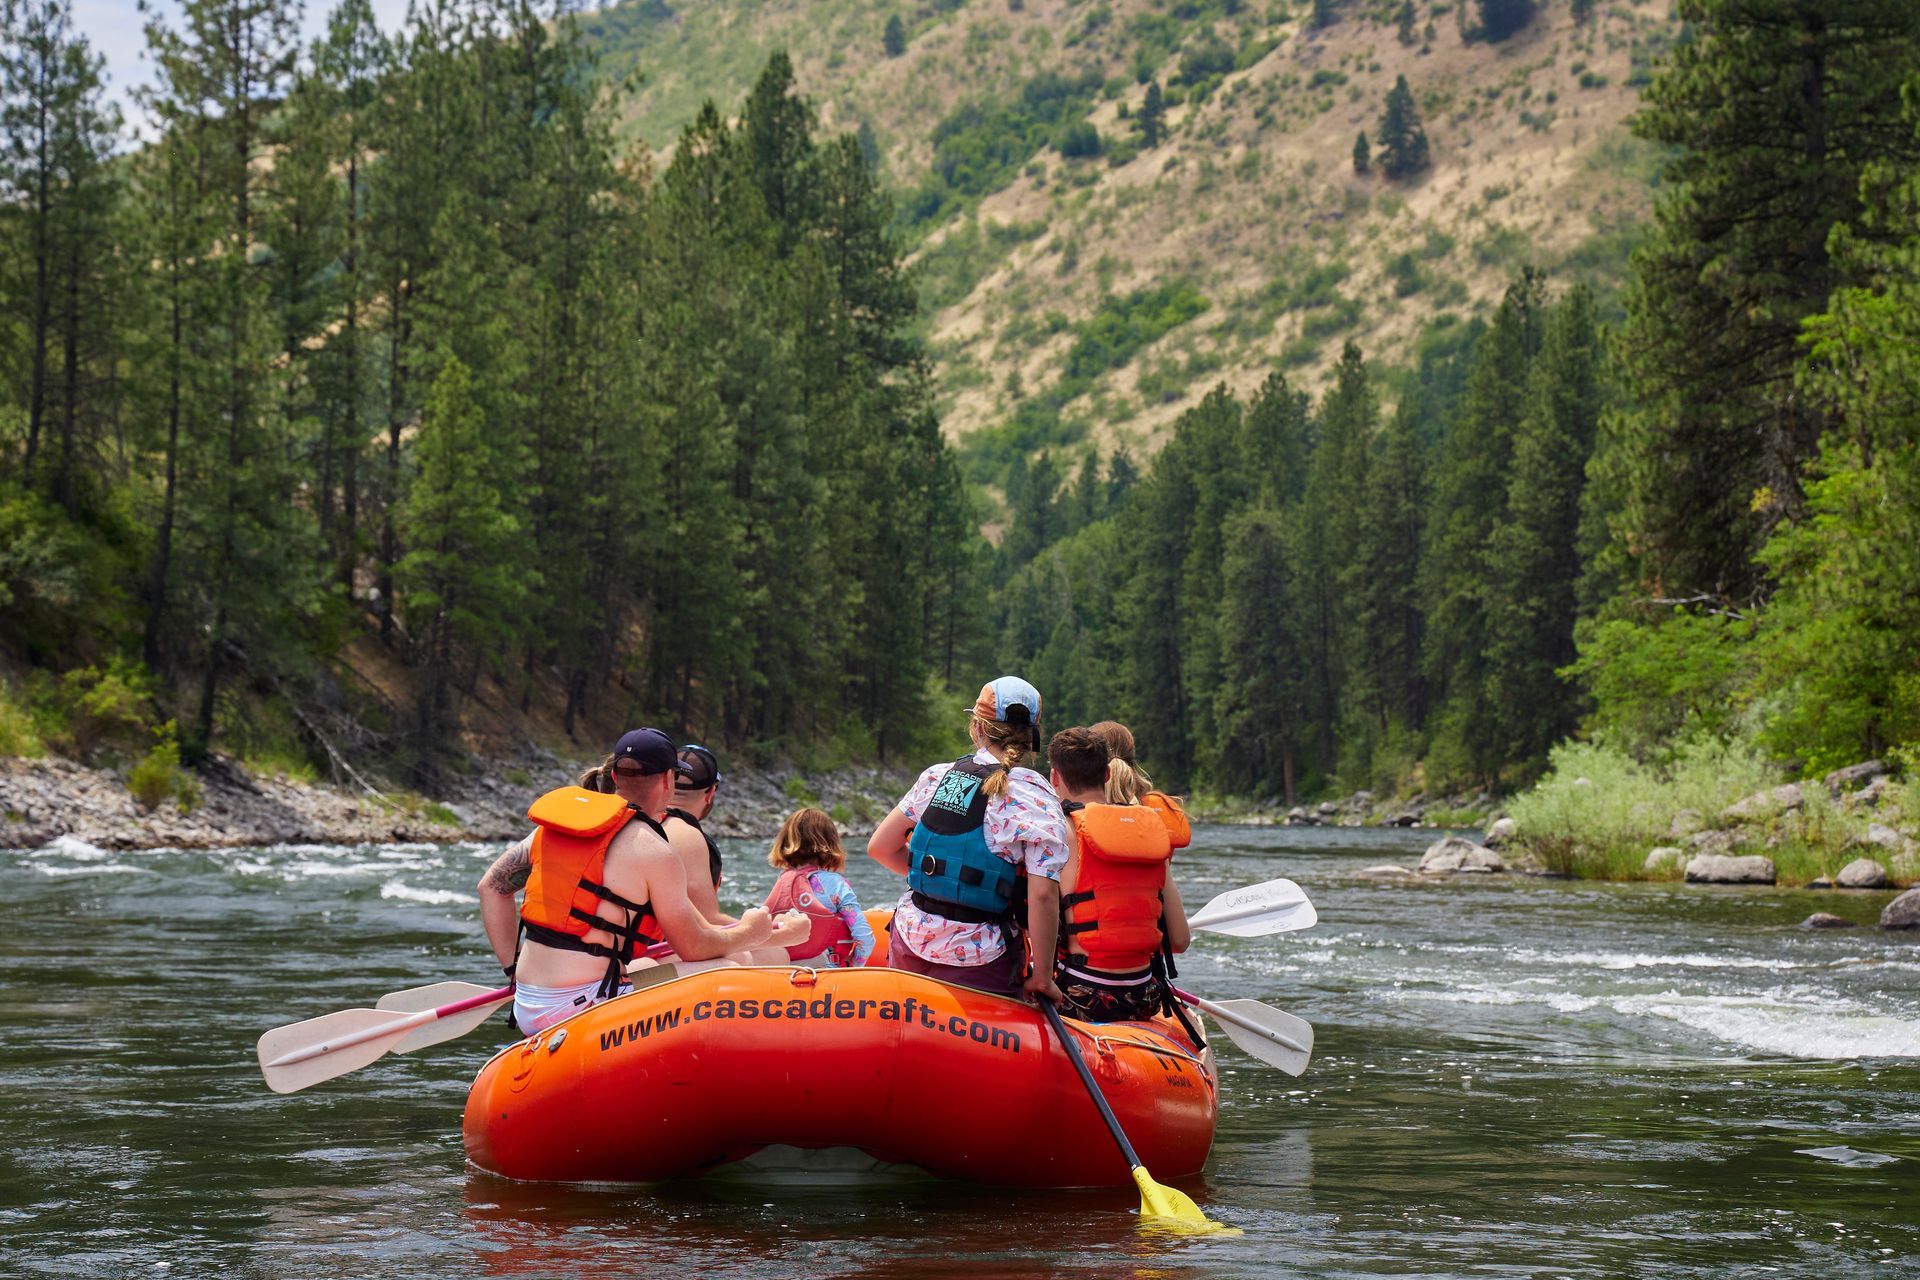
left=520, top=787, right=662, bottom=994
left=764, top=867, right=856, bottom=966
left=1060, top=802, right=1174, bottom=973
left=1142, top=791, right=1192, bottom=849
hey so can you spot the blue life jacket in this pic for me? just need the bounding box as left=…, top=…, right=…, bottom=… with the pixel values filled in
left=908, top=756, right=1020, bottom=923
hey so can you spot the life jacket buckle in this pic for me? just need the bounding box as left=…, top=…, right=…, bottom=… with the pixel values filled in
left=788, top=967, right=820, bottom=988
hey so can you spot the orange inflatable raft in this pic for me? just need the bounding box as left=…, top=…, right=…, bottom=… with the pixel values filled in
left=462, top=962, right=1217, bottom=1188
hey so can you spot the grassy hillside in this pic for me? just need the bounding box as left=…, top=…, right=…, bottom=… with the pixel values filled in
left=582, top=0, right=1674, bottom=469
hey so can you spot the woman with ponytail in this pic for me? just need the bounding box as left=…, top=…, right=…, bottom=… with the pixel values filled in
left=866, top=676, right=1069, bottom=1000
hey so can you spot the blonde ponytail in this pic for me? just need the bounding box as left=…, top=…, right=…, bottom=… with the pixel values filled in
left=1104, top=757, right=1149, bottom=804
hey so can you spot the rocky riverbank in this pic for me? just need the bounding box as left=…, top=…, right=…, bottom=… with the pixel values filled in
left=0, top=749, right=914, bottom=851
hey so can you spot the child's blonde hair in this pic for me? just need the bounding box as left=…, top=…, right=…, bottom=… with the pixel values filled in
left=1089, top=720, right=1152, bottom=804
left=768, top=807, right=847, bottom=871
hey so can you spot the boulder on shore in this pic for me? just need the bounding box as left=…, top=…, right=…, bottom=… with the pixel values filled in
left=1384, top=811, right=1422, bottom=828
left=1808, top=877, right=1833, bottom=889
left=1843, top=775, right=1892, bottom=810
left=1684, top=853, right=1777, bottom=885
left=1722, top=783, right=1804, bottom=822
left=1420, top=836, right=1505, bottom=874
left=1824, top=760, right=1886, bottom=794
left=1668, top=809, right=1706, bottom=838
left=1483, top=816, right=1517, bottom=847
left=1800, top=912, right=1855, bottom=929
left=1643, top=846, right=1685, bottom=875
left=1836, top=858, right=1891, bottom=890
left=1356, top=864, right=1413, bottom=878
left=1881, top=887, right=1920, bottom=930
left=1851, top=823, right=1918, bottom=858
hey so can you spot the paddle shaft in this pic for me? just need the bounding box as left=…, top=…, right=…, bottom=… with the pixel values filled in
left=264, top=985, right=512, bottom=1070
left=1040, top=997, right=1145, bottom=1171
left=1171, top=985, right=1309, bottom=1055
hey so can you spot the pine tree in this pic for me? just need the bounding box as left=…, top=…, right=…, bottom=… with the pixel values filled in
left=1352, top=131, right=1370, bottom=175
left=1423, top=274, right=1544, bottom=784
left=883, top=14, right=906, bottom=58
left=1476, top=0, right=1533, bottom=42
left=1483, top=287, right=1602, bottom=774
left=1377, top=75, right=1430, bottom=179
left=1606, top=0, right=1920, bottom=606
left=1312, top=0, right=1338, bottom=29
left=1137, top=81, right=1165, bottom=148
left=1216, top=507, right=1306, bottom=800
left=1066, top=452, right=1105, bottom=534
left=0, top=0, right=121, bottom=511
left=397, top=357, right=527, bottom=750
left=1107, top=446, right=1140, bottom=509
left=1396, top=0, right=1418, bottom=44
left=1353, top=395, right=1427, bottom=738
left=1571, top=0, right=1595, bottom=21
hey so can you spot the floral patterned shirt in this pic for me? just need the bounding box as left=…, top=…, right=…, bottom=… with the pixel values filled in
left=890, top=749, right=1068, bottom=966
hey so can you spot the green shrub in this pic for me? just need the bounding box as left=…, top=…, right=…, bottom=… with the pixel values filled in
left=1508, top=737, right=1783, bottom=877
left=127, top=721, right=193, bottom=813
left=0, top=678, right=45, bottom=757
left=784, top=775, right=821, bottom=805
left=423, top=802, right=462, bottom=826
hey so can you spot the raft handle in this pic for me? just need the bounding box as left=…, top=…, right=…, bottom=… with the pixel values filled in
left=787, top=968, right=821, bottom=988
left=547, top=1029, right=568, bottom=1054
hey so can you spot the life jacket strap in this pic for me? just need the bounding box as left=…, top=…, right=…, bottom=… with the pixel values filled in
left=909, top=889, right=1012, bottom=924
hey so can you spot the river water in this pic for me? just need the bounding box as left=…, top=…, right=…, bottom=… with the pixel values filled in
left=3, top=824, right=1917, bottom=1278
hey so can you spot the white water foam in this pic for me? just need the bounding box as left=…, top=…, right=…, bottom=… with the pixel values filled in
left=1617, top=992, right=1920, bottom=1060
left=1513, top=949, right=1815, bottom=973
left=33, top=862, right=151, bottom=877
left=379, top=880, right=469, bottom=907
left=37, top=834, right=112, bottom=861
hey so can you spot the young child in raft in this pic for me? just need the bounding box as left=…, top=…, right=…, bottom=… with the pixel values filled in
left=762, top=808, right=876, bottom=968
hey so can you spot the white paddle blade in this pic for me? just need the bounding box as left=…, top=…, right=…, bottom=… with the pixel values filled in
left=376, top=981, right=496, bottom=1013
left=1187, top=879, right=1318, bottom=937
left=1208, top=998, right=1314, bottom=1076
left=256, top=1007, right=417, bottom=1094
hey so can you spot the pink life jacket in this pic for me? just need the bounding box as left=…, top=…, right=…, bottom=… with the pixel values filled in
left=764, top=867, right=856, bottom=966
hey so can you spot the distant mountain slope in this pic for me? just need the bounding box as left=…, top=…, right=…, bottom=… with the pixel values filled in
left=583, top=0, right=1673, bottom=465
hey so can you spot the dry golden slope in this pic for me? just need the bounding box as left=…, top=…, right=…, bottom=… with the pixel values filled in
left=593, top=0, right=1672, bottom=457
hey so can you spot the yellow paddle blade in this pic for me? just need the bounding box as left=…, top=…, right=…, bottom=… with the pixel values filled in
left=1130, top=1165, right=1239, bottom=1236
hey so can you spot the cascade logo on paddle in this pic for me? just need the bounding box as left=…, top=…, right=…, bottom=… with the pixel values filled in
left=594, top=993, right=1022, bottom=1055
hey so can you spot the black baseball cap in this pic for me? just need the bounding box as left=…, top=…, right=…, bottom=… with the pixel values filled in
left=613, top=728, right=690, bottom=776
left=676, top=744, right=722, bottom=789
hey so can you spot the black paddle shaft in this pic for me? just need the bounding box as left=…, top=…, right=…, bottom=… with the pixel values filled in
left=1040, top=997, right=1143, bottom=1170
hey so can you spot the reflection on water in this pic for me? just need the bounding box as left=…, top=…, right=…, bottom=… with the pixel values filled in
left=3, top=824, right=1918, bottom=1277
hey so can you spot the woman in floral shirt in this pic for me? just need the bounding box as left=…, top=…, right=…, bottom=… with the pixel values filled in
left=866, top=676, right=1069, bottom=1000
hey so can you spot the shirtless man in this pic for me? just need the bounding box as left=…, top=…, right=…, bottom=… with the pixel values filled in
left=664, top=744, right=727, bottom=925
left=478, top=728, right=807, bottom=1033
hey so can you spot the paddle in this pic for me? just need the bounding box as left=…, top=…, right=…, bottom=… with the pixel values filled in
left=258, top=985, right=513, bottom=1094
left=1186, top=877, right=1317, bottom=938
left=261, top=942, right=690, bottom=1090
left=1171, top=986, right=1313, bottom=1076
left=1038, top=997, right=1234, bottom=1235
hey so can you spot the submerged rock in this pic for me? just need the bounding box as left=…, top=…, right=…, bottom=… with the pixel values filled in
left=1643, top=846, right=1685, bottom=875
left=1882, top=887, right=1920, bottom=930
left=1684, top=853, right=1777, bottom=885
left=1808, top=877, right=1833, bottom=889
left=1384, top=811, right=1422, bottom=827
left=1799, top=912, right=1854, bottom=929
left=1836, top=858, right=1890, bottom=890
left=1483, top=816, right=1517, bottom=847
left=1420, top=836, right=1505, bottom=874
left=1722, top=783, right=1804, bottom=822
left=1356, top=864, right=1413, bottom=877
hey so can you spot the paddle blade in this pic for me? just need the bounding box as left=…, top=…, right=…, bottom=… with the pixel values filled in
left=256, top=1008, right=416, bottom=1094
left=1209, top=998, right=1314, bottom=1076
left=375, top=983, right=511, bottom=1054
left=1187, top=878, right=1317, bottom=938
left=1130, top=1166, right=1238, bottom=1235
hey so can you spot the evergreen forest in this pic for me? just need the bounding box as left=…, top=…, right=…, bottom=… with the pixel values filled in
left=6, top=0, right=1920, bottom=804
